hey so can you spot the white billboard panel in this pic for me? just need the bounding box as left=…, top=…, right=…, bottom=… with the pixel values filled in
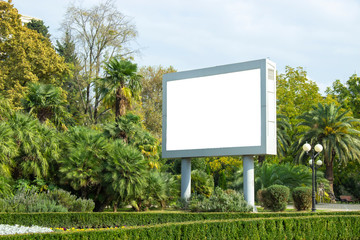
left=162, top=59, right=276, bottom=158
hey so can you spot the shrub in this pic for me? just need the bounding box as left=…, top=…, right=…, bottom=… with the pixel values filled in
left=260, top=185, right=290, bottom=211
left=191, top=170, right=214, bottom=197
left=0, top=188, right=95, bottom=213
left=292, top=187, right=312, bottom=211
left=47, top=189, right=95, bottom=212
left=189, top=187, right=252, bottom=212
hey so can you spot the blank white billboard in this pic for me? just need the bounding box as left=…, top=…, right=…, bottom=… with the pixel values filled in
left=162, top=59, right=276, bottom=158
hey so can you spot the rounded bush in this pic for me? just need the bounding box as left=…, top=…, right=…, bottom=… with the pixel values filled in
left=261, top=185, right=290, bottom=212
left=292, top=187, right=312, bottom=211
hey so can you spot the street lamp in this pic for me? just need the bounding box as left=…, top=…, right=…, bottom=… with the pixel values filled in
left=303, top=143, right=323, bottom=212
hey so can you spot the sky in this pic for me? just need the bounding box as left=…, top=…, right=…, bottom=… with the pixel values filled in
left=12, top=0, right=360, bottom=94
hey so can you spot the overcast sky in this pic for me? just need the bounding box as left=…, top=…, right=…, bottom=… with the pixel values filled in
left=12, top=0, right=360, bottom=94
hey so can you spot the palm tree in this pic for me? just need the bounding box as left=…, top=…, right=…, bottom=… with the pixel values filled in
left=296, top=103, right=360, bottom=193
left=21, top=83, right=70, bottom=128
left=8, top=113, right=57, bottom=180
left=103, top=140, right=147, bottom=211
left=0, top=122, right=17, bottom=180
left=277, top=114, right=291, bottom=158
left=100, top=58, right=142, bottom=119
left=59, top=127, right=107, bottom=198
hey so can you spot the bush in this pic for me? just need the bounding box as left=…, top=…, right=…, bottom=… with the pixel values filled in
left=189, top=187, right=252, bottom=212
left=0, top=188, right=95, bottom=213
left=48, top=189, right=94, bottom=212
left=292, top=187, right=312, bottom=211
left=191, top=170, right=214, bottom=197
left=260, top=185, right=290, bottom=211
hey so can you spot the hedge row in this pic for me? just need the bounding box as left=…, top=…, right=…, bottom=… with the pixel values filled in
left=0, top=211, right=359, bottom=229
left=0, top=215, right=359, bottom=239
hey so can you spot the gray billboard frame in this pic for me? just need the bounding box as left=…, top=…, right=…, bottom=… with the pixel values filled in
left=162, top=58, right=276, bottom=159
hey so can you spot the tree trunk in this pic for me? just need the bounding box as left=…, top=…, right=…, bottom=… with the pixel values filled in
left=115, top=87, right=121, bottom=119
left=325, top=151, right=336, bottom=202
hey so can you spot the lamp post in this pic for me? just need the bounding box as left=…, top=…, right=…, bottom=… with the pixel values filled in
left=303, top=143, right=323, bottom=212
left=309, top=158, right=323, bottom=195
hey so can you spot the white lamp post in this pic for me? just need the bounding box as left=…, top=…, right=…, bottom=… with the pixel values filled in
left=303, top=142, right=323, bottom=212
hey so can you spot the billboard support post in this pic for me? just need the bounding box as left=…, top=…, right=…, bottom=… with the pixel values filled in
left=243, top=155, right=256, bottom=211
left=181, top=158, right=191, bottom=200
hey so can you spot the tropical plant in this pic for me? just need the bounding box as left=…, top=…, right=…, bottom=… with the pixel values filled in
left=100, top=58, right=142, bottom=119
left=277, top=114, right=291, bottom=158
left=103, top=113, right=159, bottom=169
left=191, top=169, right=214, bottom=197
left=295, top=103, right=360, bottom=194
left=103, top=140, right=147, bottom=211
left=8, top=113, right=60, bottom=180
left=0, top=122, right=17, bottom=178
left=58, top=127, right=107, bottom=198
left=22, top=83, right=70, bottom=128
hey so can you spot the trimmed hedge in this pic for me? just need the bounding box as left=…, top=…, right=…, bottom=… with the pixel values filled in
left=0, top=215, right=359, bottom=239
left=292, top=187, right=312, bottom=211
left=261, top=185, right=290, bottom=212
left=0, top=211, right=359, bottom=229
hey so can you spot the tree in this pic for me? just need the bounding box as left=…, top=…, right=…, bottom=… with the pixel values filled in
left=100, top=58, right=141, bottom=119
left=277, top=66, right=323, bottom=125
left=62, top=0, right=137, bottom=122
left=139, top=66, right=176, bottom=139
left=296, top=103, right=360, bottom=194
left=25, top=19, right=50, bottom=39
left=59, top=126, right=107, bottom=198
left=7, top=113, right=61, bottom=180
left=0, top=1, right=68, bottom=105
left=21, top=83, right=70, bottom=128
left=103, top=140, right=147, bottom=211
left=326, top=75, right=360, bottom=118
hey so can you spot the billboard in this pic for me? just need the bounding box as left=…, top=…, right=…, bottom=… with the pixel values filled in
left=162, top=59, right=276, bottom=158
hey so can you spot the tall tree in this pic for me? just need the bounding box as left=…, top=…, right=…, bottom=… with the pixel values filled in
left=296, top=103, right=360, bottom=194
left=326, top=74, right=360, bottom=118
left=277, top=66, right=323, bottom=125
left=0, top=1, right=68, bottom=105
left=25, top=19, right=50, bottom=39
left=100, top=58, right=141, bottom=119
left=62, top=0, right=137, bottom=123
left=139, top=66, right=176, bottom=139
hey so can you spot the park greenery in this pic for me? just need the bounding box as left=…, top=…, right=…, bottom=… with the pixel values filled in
left=1, top=0, right=360, bottom=217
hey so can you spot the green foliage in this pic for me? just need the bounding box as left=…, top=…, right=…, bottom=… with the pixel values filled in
left=292, top=187, right=312, bottom=211
left=1, top=213, right=360, bottom=239
left=25, top=19, right=50, bottom=38
left=100, top=58, right=142, bottom=118
left=22, top=82, right=70, bottom=128
left=189, top=188, right=252, bottom=212
left=0, top=188, right=68, bottom=213
left=7, top=113, right=61, bottom=180
left=191, top=169, right=214, bottom=197
left=59, top=127, right=107, bottom=195
left=139, top=65, right=176, bottom=139
left=47, top=189, right=94, bottom=212
left=260, top=185, right=290, bottom=212
left=295, top=103, right=360, bottom=193
left=103, top=140, right=147, bottom=204
left=0, top=1, right=68, bottom=105
left=0, top=122, right=17, bottom=178
left=326, top=75, right=360, bottom=118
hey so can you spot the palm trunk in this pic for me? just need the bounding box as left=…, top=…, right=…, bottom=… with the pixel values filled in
left=325, top=151, right=336, bottom=202
left=115, top=87, right=121, bottom=119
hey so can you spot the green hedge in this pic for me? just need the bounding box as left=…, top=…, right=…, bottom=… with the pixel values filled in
left=0, top=211, right=359, bottom=229
left=0, top=215, right=359, bottom=239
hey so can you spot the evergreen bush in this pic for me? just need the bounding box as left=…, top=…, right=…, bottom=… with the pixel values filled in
left=260, top=184, right=290, bottom=211
left=292, top=187, right=312, bottom=211
left=189, top=187, right=252, bottom=212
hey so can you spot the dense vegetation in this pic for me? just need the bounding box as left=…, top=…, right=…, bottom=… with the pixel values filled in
left=0, top=0, right=360, bottom=216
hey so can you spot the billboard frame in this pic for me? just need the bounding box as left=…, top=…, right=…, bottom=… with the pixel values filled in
left=162, top=58, right=276, bottom=159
